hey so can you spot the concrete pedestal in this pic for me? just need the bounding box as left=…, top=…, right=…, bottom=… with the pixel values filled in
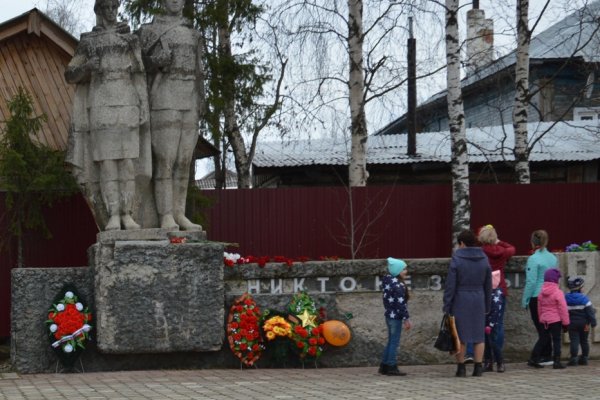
left=91, top=230, right=224, bottom=353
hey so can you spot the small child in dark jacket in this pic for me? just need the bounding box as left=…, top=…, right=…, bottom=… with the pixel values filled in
left=484, top=271, right=505, bottom=372
left=379, top=257, right=412, bottom=376
left=565, top=276, right=597, bottom=366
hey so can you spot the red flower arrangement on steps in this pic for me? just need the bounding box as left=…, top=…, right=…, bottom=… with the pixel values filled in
left=223, top=252, right=340, bottom=268
left=226, top=293, right=265, bottom=366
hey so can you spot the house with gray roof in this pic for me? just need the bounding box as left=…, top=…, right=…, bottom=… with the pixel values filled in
left=377, top=0, right=600, bottom=136
left=252, top=1, right=600, bottom=188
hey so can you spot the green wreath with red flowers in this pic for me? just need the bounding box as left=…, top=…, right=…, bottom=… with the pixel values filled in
left=226, top=293, right=265, bottom=366
left=288, top=292, right=326, bottom=359
left=45, top=286, right=92, bottom=368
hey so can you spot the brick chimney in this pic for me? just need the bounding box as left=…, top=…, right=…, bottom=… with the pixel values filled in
left=466, top=1, right=494, bottom=73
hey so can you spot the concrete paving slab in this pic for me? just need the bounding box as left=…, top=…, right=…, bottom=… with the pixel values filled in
left=0, top=361, right=598, bottom=399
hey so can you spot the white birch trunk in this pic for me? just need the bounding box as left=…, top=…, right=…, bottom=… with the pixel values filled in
left=513, top=0, right=531, bottom=184
left=445, top=0, right=471, bottom=242
left=347, top=0, right=368, bottom=187
left=218, top=20, right=251, bottom=189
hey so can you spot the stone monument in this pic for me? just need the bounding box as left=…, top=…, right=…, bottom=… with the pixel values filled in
left=137, top=0, right=205, bottom=231
left=62, top=0, right=223, bottom=357
left=65, top=0, right=151, bottom=231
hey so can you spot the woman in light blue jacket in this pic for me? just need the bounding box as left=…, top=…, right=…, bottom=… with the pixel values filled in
left=521, top=230, right=558, bottom=368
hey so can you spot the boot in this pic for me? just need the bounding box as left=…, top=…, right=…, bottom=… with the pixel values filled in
left=154, top=178, right=178, bottom=230
left=527, top=359, right=544, bottom=368
left=483, top=361, right=493, bottom=372
left=553, top=356, right=566, bottom=369
left=472, top=362, right=483, bottom=377
left=567, top=357, right=578, bottom=366
left=384, top=365, right=407, bottom=376
left=173, top=178, right=201, bottom=231
left=455, top=363, right=466, bottom=377
left=378, top=363, right=387, bottom=374
left=578, top=356, right=588, bottom=366
left=102, top=181, right=121, bottom=231
left=496, top=362, right=505, bottom=373
left=120, top=180, right=140, bottom=230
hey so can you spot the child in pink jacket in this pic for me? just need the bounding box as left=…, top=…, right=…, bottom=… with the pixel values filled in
left=536, top=268, right=570, bottom=369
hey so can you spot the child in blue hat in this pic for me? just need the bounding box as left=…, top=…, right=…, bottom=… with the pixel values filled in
left=379, top=257, right=412, bottom=376
left=565, top=276, right=597, bottom=366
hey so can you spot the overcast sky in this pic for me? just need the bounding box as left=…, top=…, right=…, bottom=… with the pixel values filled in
left=0, top=0, right=95, bottom=36
left=0, top=1, right=575, bottom=43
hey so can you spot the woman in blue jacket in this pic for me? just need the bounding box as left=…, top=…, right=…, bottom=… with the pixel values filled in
left=521, top=229, right=558, bottom=368
left=443, top=229, right=492, bottom=377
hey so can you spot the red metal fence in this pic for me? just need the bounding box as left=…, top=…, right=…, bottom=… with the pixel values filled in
left=0, top=194, right=98, bottom=337
left=2, top=182, right=600, bottom=337
left=203, top=183, right=600, bottom=259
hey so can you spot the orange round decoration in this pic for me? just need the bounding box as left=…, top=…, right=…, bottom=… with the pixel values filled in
left=322, top=320, right=351, bottom=347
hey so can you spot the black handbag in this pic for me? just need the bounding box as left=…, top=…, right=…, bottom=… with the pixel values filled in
left=434, top=314, right=456, bottom=352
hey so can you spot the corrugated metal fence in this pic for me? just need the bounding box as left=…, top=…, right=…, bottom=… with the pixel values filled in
left=203, top=183, right=600, bottom=259
left=2, top=182, right=600, bottom=337
left=0, top=194, right=98, bottom=337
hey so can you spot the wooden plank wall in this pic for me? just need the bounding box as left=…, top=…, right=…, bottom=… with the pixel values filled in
left=0, top=31, right=73, bottom=150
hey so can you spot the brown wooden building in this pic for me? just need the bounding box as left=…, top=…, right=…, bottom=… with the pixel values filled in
left=0, top=8, right=77, bottom=150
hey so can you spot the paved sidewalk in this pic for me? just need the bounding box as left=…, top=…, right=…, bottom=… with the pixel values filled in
left=0, top=361, right=599, bottom=400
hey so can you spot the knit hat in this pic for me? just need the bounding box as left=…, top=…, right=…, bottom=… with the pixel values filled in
left=492, top=270, right=501, bottom=289
left=387, top=257, right=407, bottom=276
left=567, top=276, right=584, bottom=291
left=544, top=268, right=561, bottom=283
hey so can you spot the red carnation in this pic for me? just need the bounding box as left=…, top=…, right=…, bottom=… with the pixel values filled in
left=309, top=338, right=317, bottom=346
left=308, top=346, right=317, bottom=356
left=296, top=341, right=305, bottom=348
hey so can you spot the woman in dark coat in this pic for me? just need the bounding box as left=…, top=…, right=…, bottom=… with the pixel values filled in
left=443, top=229, right=492, bottom=377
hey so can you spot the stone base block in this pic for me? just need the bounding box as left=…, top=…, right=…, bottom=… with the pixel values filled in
left=91, top=240, right=224, bottom=353
left=11, top=267, right=94, bottom=373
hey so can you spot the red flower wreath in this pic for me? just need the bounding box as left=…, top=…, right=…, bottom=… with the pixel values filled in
left=226, top=293, right=264, bottom=366
left=46, top=290, right=92, bottom=354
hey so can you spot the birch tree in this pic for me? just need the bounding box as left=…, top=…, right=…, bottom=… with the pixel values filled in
left=272, top=1, right=440, bottom=187
left=347, top=0, right=368, bottom=186
left=445, top=0, right=470, bottom=240
left=512, top=0, right=531, bottom=183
